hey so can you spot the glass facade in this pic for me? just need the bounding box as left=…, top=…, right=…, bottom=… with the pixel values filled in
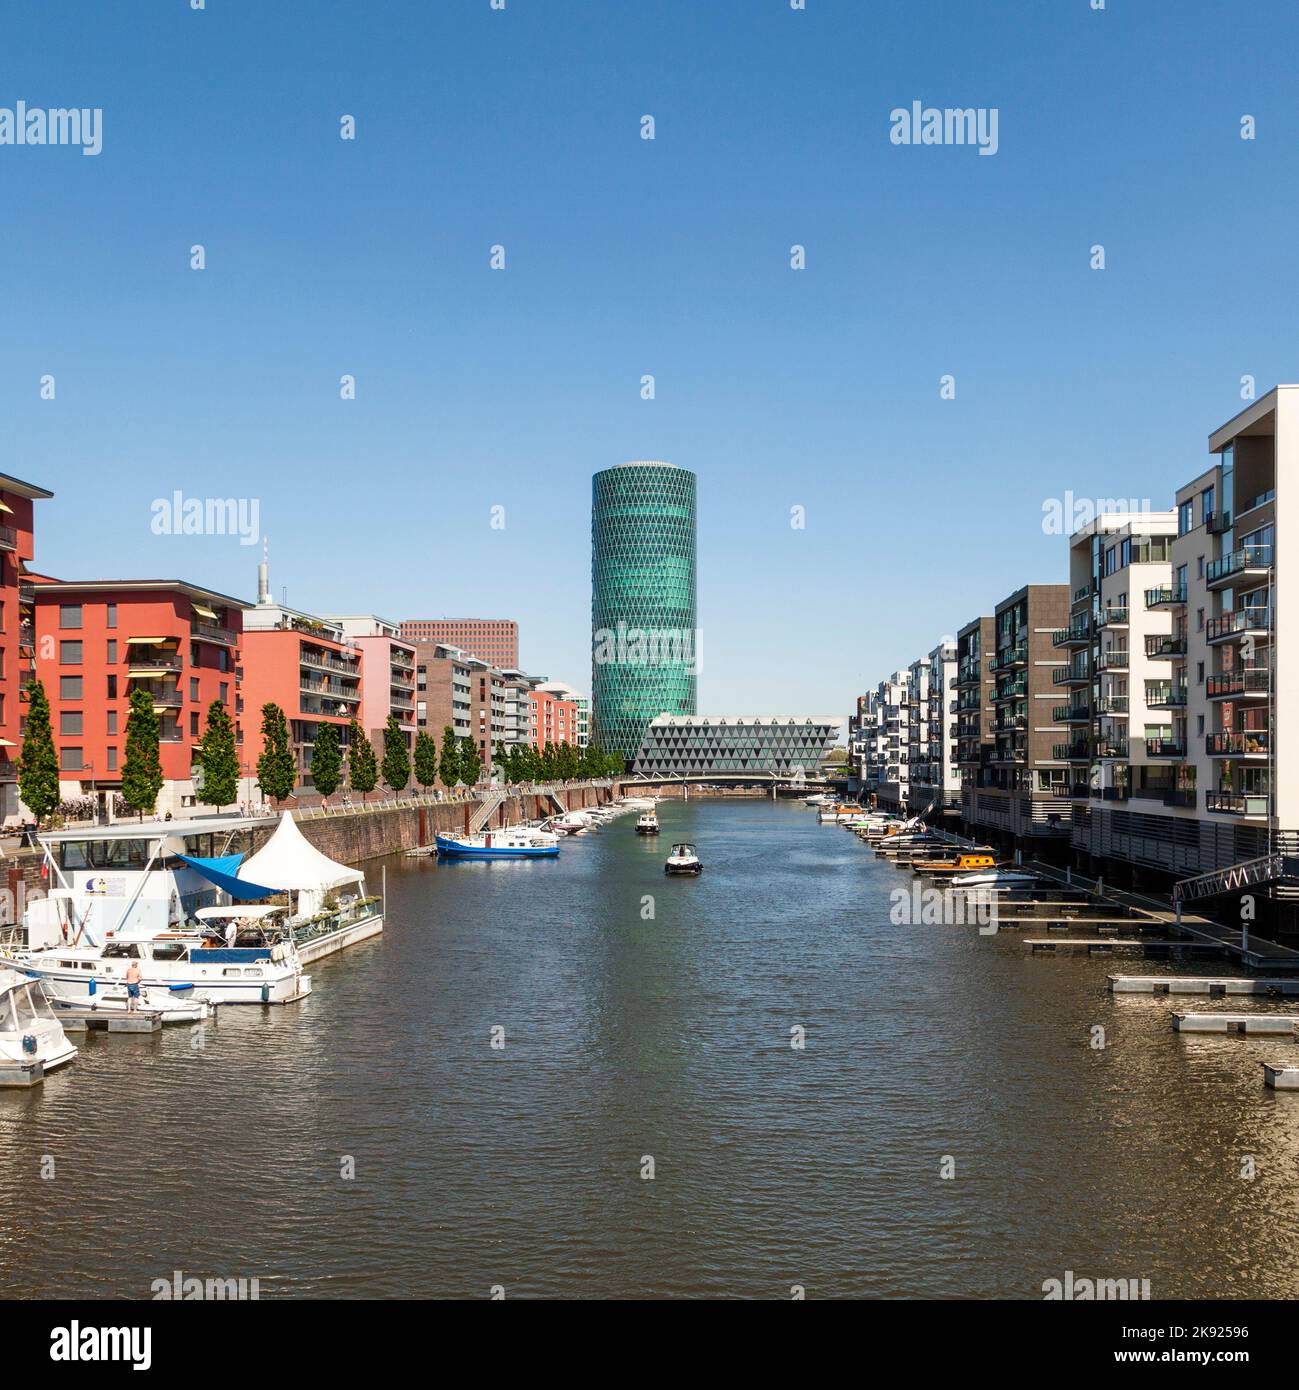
left=633, top=715, right=841, bottom=778
left=591, top=462, right=697, bottom=759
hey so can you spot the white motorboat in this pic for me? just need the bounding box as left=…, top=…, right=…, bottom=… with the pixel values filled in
left=949, top=868, right=1043, bottom=889
left=635, top=811, right=660, bottom=834
left=40, top=974, right=214, bottom=1024
left=664, top=843, right=702, bottom=875
left=6, top=811, right=387, bottom=1002
left=553, top=812, right=590, bottom=835
left=803, top=793, right=836, bottom=808
left=0, top=965, right=77, bottom=1084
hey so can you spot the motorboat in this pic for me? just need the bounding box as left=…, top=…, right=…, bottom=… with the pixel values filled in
left=40, top=973, right=214, bottom=1024
left=553, top=812, right=590, bottom=835
left=436, top=829, right=560, bottom=859
left=913, top=852, right=1001, bottom=877
left=817, top=805, right=866, bottom=824
left=949, top=868, right=1043, bottom=889
left=635, top=811, right=660, bottom=834
left=664, top=843, right=702, bottom=875
left=803, top=793, right=836, bottom=808
left=0, top=965, right=77, bottom=1085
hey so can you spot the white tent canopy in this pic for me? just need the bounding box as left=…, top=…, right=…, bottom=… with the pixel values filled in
left=238, top=811, right=364, bottom=892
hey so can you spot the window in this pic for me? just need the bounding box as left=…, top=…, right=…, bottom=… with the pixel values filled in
left=190, top=712, right=199, bottom=736
left=59, top=675, right=82, bottom=700
left=107, top=674, right=117, bottom=698
left=1197, top=662, right=1204, bottom=684
left=107, top=710, right=117, bottom=735
left=59, top=747, right=83, bottom=772
left=1196, top=715, right=1205, bottom=736
left=1197, top=608, right=1204, bottom=631
left=106, top=604, right=117, bottom=629
left=1178, top=499, right=1194, bottom=535
left=106, top=640, right=117, bottom=663
left=190, top=677, right=199, bottom=701
left=59, top=604, right=82, bottom=629
left=1201, top=486, right=1215, bottom=523
left=59, top=640, right=82, bottom=664
left=60, top=711, right=83, bottom=736
left=1196, top=555, right=1204, bottom=578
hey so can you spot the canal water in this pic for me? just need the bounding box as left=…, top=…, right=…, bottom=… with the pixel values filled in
left=2, top=797, right=1296, bottom=1299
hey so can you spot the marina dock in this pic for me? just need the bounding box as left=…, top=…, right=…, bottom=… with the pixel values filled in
left=1173, top=1013, right=1299, bottom=1035
left=1108, top=975, right=1299, bottom=996
left=56, top=1007, right=163, bottom=1034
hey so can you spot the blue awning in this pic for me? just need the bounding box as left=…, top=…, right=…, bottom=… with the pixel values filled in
left=177, top=853, right=276, bottom=900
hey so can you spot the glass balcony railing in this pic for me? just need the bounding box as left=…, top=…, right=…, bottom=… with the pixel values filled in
left=1145, top=739, right=1185, bottom=758
left=1206, top=670, right=1270, bottom=699
left=1145, top=634, right=1187, bottom=658
left=1145, top=585, right=1186, bottom=608
left=1206, top=790, right=1271, bottom=816
left=1206, top=543, right=1273, bottom=587
left=1206, top=608, right=1271, bottom=643
left=1206, top=731, right=1270, bottom=757
left=1096, top=606, right=1129, bottom=628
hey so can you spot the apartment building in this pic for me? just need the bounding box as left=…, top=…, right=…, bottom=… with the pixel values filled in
left=413, top=641, right=473, bottom=753
left=535, top=680, right=590, bottom=747
left=910, top=639, right=960, bottom=815
left=325, top=615, right=417, bottom=757
left=528, top=686, right=581, bottom=750
left=863, top=671, right=910, bottom=811
left=398, top=619, right=518, bottom=670
left=241, top=588, right=363, bottom=794
left=965, top=584, right=1071, bottom=841
left=30, top=578, right=247, bottom=818
left=0, top=472, right=52, bottom=820
left=955, top=615, right=996, bottom=823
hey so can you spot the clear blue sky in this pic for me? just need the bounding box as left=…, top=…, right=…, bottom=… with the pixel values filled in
left=4, top=0, right=1297, bottom=714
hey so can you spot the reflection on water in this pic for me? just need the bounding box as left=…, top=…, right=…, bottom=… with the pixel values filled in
left=0, top=798, right=1295, bottom=1298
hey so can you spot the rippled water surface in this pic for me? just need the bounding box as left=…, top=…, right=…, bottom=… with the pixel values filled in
left=2, top=798, right=1296, bottom=1299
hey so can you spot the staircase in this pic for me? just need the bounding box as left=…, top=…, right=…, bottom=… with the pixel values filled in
left=468, top=790, right=508, bottom=834
left=1174, top=851, right=1299, bottom=906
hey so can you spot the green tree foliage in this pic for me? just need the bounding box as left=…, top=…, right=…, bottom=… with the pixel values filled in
left=16, top=678, right=60, bottom=825
left=310, top=721, right=342, bottom=799
left=348, top=719, right=378, bottom=798
left=458, top=736, right=481, bottom=787
left=439, top=726, right=460, bottom=788
left=256, top=702, right=297, bottom=804
left=414, top=730, right=439, bottom=790
left=196, top=699, right=239, bottom=808
left=382, top=715, right=410, bottom=793
left=122, top=686, right=164, bottom=817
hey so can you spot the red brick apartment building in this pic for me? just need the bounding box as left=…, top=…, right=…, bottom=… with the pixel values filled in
left=29, top=579, right=247, bottom=819
left=0, top=472, right=53, bottom=820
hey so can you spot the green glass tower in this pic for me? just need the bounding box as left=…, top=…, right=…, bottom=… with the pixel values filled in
left=591, top=461, right=698, bottom=761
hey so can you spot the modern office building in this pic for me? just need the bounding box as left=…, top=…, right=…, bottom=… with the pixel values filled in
left=631, top=714, right=843, bottom=779
left=31, top=577, right=248, bottom=818
left=0, top=472, right=53, bottom=820
left=397, top=619, right=518, bottom=670
left=591, top=461, right=698, bottom=760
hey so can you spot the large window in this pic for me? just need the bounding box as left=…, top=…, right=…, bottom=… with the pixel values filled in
left=1178, top=499, right=1194, bottom=535
left=59, top=640, right=83, bottom=664
left=60, top=711, right=83, bottom=736
left=59, top=675, right=82, bottom=700
left=59, top=604, right=82, bottom=629
left=59, top=746, right=83, bottom=772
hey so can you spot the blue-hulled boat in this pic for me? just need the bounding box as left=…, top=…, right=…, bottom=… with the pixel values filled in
left=435, top=829, right=560, bottom=859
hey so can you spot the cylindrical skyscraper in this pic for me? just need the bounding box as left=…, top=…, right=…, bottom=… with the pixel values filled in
left=591, top=461, right=698, bottom=762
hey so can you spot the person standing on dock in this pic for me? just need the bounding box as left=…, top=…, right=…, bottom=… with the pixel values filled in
left=124, top=960, right=142, bottom=1014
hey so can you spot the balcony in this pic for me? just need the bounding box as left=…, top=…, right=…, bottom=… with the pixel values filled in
left=191, top=619, right=238, bottom=647
left=1096, top=739, right=1129, bottom=759
left=1096, top=695, right=1128, bottom=716
left=1163, top=789, right=1198, bottom=808
left=989, top=744, right=1027, bottom=765
left=1206, top=731, right=1270, bottom=757
left=992, top=677, right=1028, bottom=702
left=1145, top=739, right=1185, bottom=759
left=1052, top=666, right=1088, bottom=687
left=127, top=655, right=184, bottom=673
left=1053, top=704, right=1090, bottom=724
left=995, top=713, right=1027, bottom=732
left=1205, top=509, right=1232, bottom=535
left=0, top=523, right=16, bottom=553
left=1052, top=620, right=1091, bottom=649
left=1095, top=786, right=1130, bottom=802
left=1096, top=606, right=1129, bottom=629
left=1144, top=684, right=1187, bottom=709
left=1206, top=608, right=1271, bottom=645
left=1206, top=670, right=1270, bottom=700
left=1206, top=543, right=1272, bottom=590
left=1072, top=584, right=1092, bottom=605
left=1205, top=790, right=1270, bottom=817
left=1053, top=741, right=1092, bottom=762
left=988, top=643, right=1028, bottom=673
left=1145, top=634, right=1186, bottom=659
left=1145, top=585, right=1186, bottom=609
left=1096, top=650, right=1129, bottom=672
left=147, top=691, right=183, bottom=709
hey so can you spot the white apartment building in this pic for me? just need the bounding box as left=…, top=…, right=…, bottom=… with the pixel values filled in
left=863, top=671, right=911, bottom=811
left=910, top=640, right=960, bottom=813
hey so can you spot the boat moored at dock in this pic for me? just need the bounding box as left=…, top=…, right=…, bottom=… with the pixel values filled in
left=435, top=828, right=561, bottom=859
left=0, top=965, right=77, bottom=1086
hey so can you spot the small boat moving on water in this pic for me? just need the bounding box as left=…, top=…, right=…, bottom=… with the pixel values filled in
left=0, top=965, right=77, bottom=1085
left=664, top=843, right=702, bottom=875
left=436, top=828, right=560, bottom=859
left=635, top=811, right=660, bottom=835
